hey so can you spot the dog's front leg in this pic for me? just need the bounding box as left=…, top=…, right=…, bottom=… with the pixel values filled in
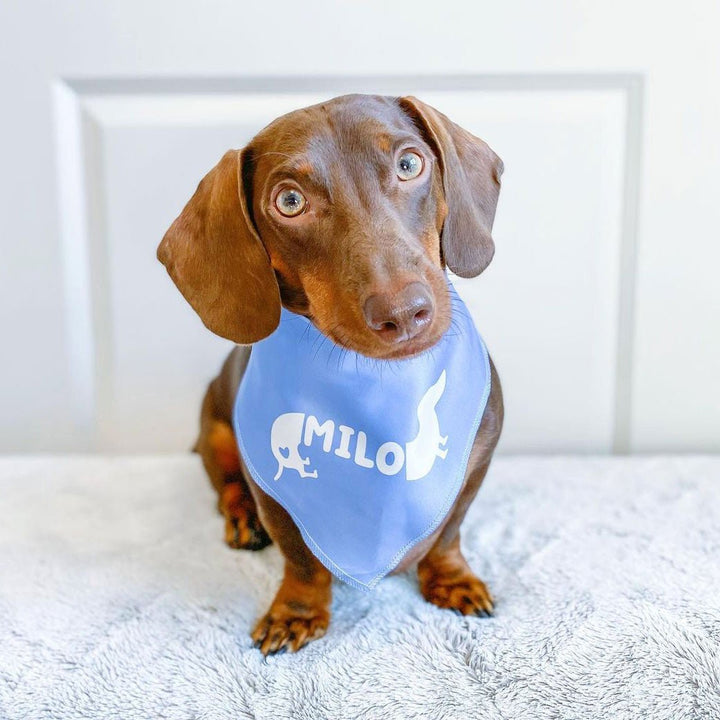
left=418, top=362, right=503, bottom=618
left=248, top=483, right=332, bottom=655
left=417, top=461, right=495, bottom=618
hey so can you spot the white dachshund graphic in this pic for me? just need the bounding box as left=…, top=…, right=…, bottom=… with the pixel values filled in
left=404, top=371, right=448, bottom=480
left=270, top=371, right=448, bottom=481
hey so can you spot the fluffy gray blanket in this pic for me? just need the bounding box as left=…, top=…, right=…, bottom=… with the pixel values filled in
left=0, top=456, right=718, bottom=719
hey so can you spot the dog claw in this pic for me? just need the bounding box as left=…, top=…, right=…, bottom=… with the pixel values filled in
left=473, top=608, right=491, bottom=618
left=251, top=609, right=329, bottom=656
left=421, top=570, right=495, bottom=618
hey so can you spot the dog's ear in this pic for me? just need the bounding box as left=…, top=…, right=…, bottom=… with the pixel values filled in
left=157, top=149, right=280, bottom=344
left=398, top=96, right=503, bottom=278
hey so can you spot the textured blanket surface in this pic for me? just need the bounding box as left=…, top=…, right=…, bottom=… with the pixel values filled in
left=0, top=455, right=718, bottom=719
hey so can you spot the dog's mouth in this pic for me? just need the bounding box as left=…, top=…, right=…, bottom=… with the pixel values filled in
left=327, top=326, right=446, bottom=361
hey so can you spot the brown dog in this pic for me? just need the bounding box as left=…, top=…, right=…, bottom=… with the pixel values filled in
left=158, top=94, right=504, bottom=655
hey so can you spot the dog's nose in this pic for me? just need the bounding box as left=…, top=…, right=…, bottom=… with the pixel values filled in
left=363, top=282, right=434, bottom=343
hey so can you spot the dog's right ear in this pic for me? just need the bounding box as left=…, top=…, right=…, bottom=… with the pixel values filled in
left=157, top=149, right=281, bottom=344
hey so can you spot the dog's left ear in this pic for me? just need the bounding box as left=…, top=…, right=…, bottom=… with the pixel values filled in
left=398, top=96, right=504, bottom=278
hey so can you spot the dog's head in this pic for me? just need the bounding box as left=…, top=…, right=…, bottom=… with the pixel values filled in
left=158, top=94, right=503, bottom=359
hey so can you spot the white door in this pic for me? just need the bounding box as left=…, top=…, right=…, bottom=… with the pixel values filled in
left=1, top=1, right=718, bottom=454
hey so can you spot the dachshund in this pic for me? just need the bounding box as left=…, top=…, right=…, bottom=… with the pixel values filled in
left=158, top=94, right=504, bottom=655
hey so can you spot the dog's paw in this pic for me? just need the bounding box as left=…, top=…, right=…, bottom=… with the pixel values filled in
left=251, top=606, right=329, bottom=655
left=220, top=481, right=272, bottom=551
left=224, top=511, right=272, bottom=550
left=421, top=572, right=495, bottom=617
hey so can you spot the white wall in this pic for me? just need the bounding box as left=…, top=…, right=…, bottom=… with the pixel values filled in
left=0, top=0, right=718, bottom=454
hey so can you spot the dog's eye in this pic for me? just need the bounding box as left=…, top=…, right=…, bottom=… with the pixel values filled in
left=275, top=188, right=307, bottom=217
left=396, top=151, right=423, bottom=181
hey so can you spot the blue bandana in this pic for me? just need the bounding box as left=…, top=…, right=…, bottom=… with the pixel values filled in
left=233, top=280, right=491, bottom=590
